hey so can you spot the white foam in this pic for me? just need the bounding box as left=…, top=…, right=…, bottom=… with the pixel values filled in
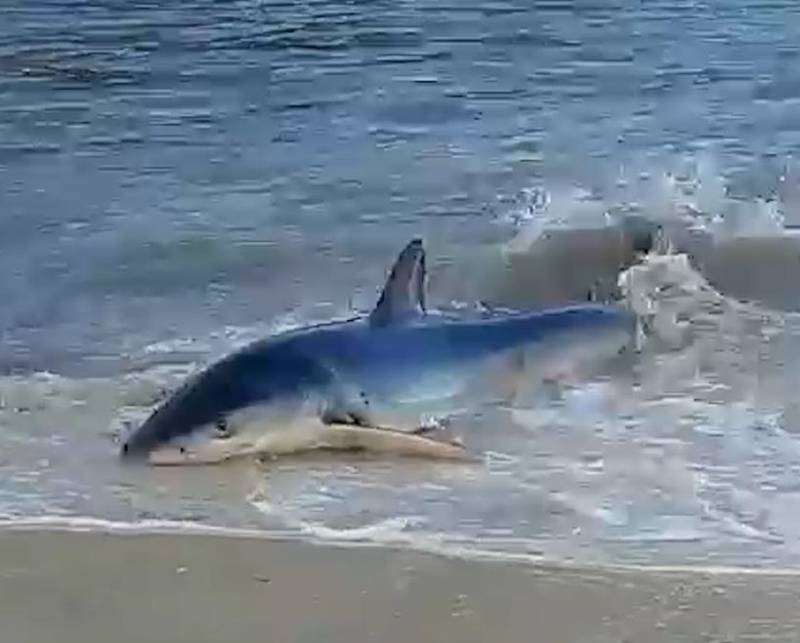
left=503, top=152, right=799, bottom=258
left=293, top=516, right=427, bottom=542
left=4, top=513, right=800, bottom=577
left=0, top=515, right=278, bottom=538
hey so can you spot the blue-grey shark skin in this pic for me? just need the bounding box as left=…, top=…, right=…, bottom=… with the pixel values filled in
left=120, top=239, right=635, bottom=460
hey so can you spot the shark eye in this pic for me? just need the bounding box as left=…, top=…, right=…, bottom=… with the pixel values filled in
left=215, top=417, right=232, bottom=438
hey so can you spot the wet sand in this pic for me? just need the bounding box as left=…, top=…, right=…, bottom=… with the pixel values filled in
left=2, top=529, right=800, bottom=642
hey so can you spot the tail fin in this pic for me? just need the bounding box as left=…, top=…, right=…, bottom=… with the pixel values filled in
left=617, top=245, right=719, bottom=351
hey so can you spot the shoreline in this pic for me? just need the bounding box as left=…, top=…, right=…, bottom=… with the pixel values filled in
left=3, top=528, right=800, bottom=642
left=4, top=516, right=800, bottom=577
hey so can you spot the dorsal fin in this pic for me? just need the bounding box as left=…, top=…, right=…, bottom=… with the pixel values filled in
left=369, top=238, right=427, bottom=326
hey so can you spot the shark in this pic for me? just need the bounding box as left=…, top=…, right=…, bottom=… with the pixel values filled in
left=119, top=238, right=637, bottom=465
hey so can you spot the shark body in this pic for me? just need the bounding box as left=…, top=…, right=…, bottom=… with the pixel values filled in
left=120, top=239, right=635, bottom=464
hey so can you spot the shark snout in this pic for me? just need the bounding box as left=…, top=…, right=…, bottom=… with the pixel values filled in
left=118, top=396, right=211, bottom=462
left=119, top=417, right=165, bottom=461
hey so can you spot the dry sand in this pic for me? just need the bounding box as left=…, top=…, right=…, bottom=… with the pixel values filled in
left=2, top=529, right=800, bottom=642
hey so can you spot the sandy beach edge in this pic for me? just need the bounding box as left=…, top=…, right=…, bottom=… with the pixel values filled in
left=2, top=528, right=800, bottom=642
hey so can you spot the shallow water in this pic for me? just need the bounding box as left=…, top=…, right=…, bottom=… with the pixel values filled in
left=4, top=0, right=800, bottom=568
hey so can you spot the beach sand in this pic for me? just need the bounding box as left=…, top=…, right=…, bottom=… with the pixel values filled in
left=2, top=529, right=800, bottom=642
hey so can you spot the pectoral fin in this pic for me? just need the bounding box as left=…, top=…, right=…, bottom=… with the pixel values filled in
left=314, top=423, right=474, bottom=461
left=320, top=381, right=446, bottom=436
left=321, top=399, right=443, bottom=436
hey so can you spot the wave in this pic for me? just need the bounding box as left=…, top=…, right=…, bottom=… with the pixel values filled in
left=4, top=513, right=800, bottom=577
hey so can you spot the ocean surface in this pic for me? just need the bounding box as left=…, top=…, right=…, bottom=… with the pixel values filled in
left=4, top=0, right=800, bottom=568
